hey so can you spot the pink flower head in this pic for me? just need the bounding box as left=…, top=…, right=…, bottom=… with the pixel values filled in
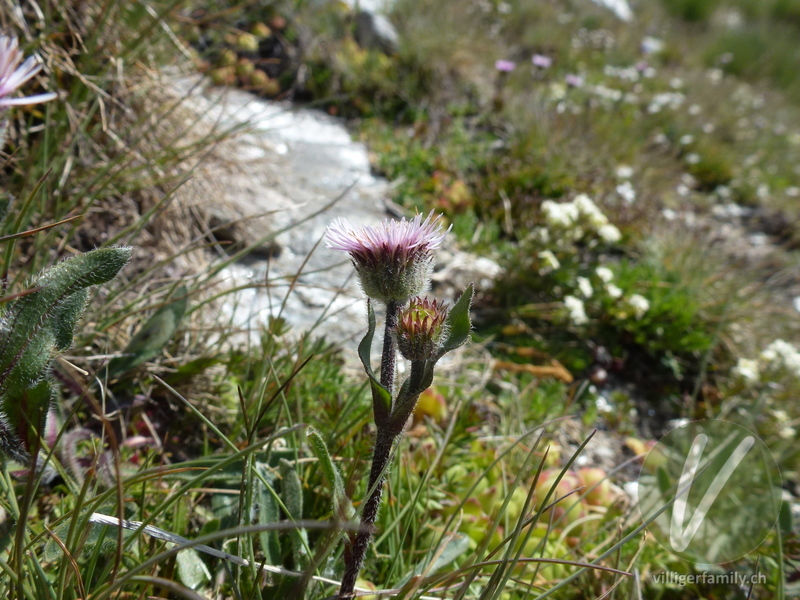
left=0, top=35, right=57, bottom=109
left=565, top=73, right=584, bottom=88
left=531, top=54, right=552, bottom=69
left=325, top=211, right=449, bottom=302
left=494, top=59, right=516, bottom=73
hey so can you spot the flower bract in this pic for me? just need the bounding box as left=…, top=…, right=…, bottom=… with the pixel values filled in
left=395, top=297, right=448, bottom=361
left=325, top=211, right=448, bottom=302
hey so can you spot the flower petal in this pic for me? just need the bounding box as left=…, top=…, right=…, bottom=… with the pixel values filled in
left=0, top=92, right=57, bottom=106
left=0, top=56, right=42, bottom=95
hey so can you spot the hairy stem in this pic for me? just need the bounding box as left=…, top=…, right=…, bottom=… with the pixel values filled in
left=379, top=300, right=400, bottom=397
left=340, top=301, right=403, bottom=597
left=338, top=430, right=395, bottom=597
left=390, top=360, right=427, bottom=432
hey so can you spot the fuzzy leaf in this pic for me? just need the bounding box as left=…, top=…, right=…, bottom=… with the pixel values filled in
left=0, top=247, right=131, bottom=395
left=255, top=462, right=282, bottom=565
left=437, top=283, right=473, bottom=356
left=44, top=519, right=119, bottom=562
left=106, top=286, right=188, bottom=377
left=279, top=458, right=304, bottom=520
left=53, top=289, right=88, bottom=350
left=306, top=427, right=355, bottom=521
left=4, top=379, right=53, bottom=455
left=398, top=532, right=469, bottom=588
left=358, top=301, right=392, bottom=422
left=0, top=416, right=28, bottom=464
left=279, top=458, right=309, bottom=564
left=176, top=549, right=211, bottom=589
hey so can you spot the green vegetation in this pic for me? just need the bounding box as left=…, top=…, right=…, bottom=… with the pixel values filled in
left=1, top=0, right=799, bottom=599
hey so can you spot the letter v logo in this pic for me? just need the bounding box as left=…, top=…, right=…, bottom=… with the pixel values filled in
left=669, top=433, right=755, bottom=552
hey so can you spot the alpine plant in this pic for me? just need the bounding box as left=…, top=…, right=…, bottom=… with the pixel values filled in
left=325, top=211, right=473, bottom=598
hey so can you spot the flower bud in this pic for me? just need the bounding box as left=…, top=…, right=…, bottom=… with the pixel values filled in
left=395, top=297, right=448, bottom=360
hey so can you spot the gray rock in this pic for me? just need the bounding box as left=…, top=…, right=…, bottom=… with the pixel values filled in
left=354, top=11, right=400, bottom=54
left=164, top=73, right=498, bottom=366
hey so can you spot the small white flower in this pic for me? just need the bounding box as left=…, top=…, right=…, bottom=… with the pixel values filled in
left=541, top=199, right=580, bottom=228
left=707, top=68, right=723, bottom=84
left=564, top=295, right=589, bottom=326
left=597, top=223, right=621, bottom=243
left=577, top=276, right=593, bottom=298
left=627, top=294, right=650, bottom=319
left=616, top=164, right=634, bottom=179
left=732, top=358, right=760, bottom=383
left=574, top=194, right=608, bottom=227
left=680, top=134, right=694, bottom=145
left=537, top=250, right=560, bottom=274
left=616, top=180, right=636, bottom=203
left=596, top=266, right=614, bottom=283
left=606, top=283, right=623, bottom=299
left=641, top=36, right=664, bottom=54
left=760, top=339, right=800, bottom=377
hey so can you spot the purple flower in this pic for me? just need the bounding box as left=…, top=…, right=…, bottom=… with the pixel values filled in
left=0, top=35, right=57, bottom=109
left=494, top=59, right=516, bottom=73
left=531, top=54, right=552, bottom=69
left=325, top=211, right=449, bottom=302
left=565, top=73, right=584, bottom=88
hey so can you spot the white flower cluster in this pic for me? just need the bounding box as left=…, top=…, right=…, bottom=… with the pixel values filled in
left=626, top=294, right=650, bottom=320
left=596, top=266, right=623, bottom=299
left=561, top=265, right=650, bottom=327
left=733, top=339, right=800, bottom=384
left=603, top=64, right=640, bottom=82
left=540, top=194, right=622, bottom=244
left=761, top=340, right=800, bottom=375
left=564, top=295, right=589, bottom=326
left=537, top=250, right=560, bottom=274
left=648, top=91, right=685, bottom=114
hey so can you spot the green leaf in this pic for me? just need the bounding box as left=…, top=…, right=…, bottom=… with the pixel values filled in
left=106, top=286, right=188, bottom=377
left=44, top=515, right=124, bottom=562
left=176, top=549, right=211, bottom=590
left=3, top=379, right=53, bottom=454
left=397, top=532, right=469, bottom=590
left=779, top=497, right=793, bottom=536
left=53, top=289, right=89, bottom=350
left=279, top=458, right=309, bottom=564
left=255, top=462, right=282, bottom=564
left=0, top=247, right=131, bottom=395
left=437, top=283, right=473, bottom=357
left=279, top=458, right=304, bottom=520
left=306, top=427, right=355, bottom=521
left=358, top=300, right=392, bottom=422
